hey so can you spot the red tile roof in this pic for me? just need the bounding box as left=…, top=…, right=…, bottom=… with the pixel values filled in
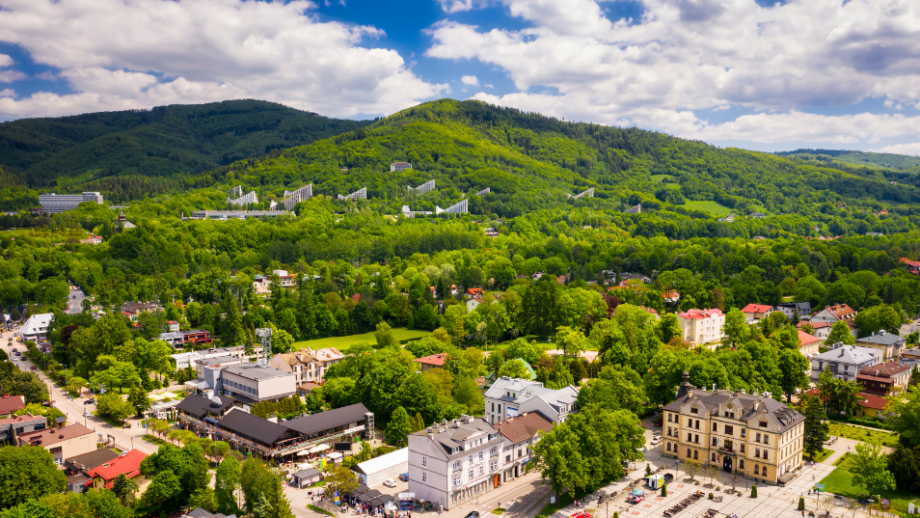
left=798, top=321, right=832, bottom=329
left=677, top=308, right=724, bottom=320
left=857, top=393, right=888, bottom=411
left=413, top=353, right=448, bottom=367
left=741, top=304, right=774, bottom=314
left=798, top=330, right=821, bottom=346
left=85, top=449, right=148, bottom=487
left=493, top=412, right=554, bottom=443
left=466, top=288, right=484, bottom=296
left=0, top=395, right=26, bottom=415
left=900, top=257, right=920, bottom=268
left=825, top=304, right=856, bottom=320
left=859, top=362, right=910, bottom=377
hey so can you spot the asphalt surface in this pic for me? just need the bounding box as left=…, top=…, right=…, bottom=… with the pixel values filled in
left=66, top=286, right=85, bottom=315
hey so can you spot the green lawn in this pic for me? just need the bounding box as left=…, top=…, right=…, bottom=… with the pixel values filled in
left=808, top=448, right=834, bottom=464
left=91, top=411, right=127, bottom=428
left=819, top=453, right=913, bottom=514
left=651, top=174, right=674, bottom=183
left=684, top=200, right=733, bottom=216
left=827, top=423, right=899, bottom=447
left=292, top=328, right=431, bottom=351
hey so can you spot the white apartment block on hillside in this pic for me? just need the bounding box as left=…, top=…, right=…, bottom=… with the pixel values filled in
left=677, top=308, right=726, bottom=348
left=483, top=377, right=578, bottom=425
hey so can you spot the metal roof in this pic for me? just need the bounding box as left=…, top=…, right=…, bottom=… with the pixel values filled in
left=283, top=403, right=370, bottom=436
left=218, top=409, right=292, bottom=445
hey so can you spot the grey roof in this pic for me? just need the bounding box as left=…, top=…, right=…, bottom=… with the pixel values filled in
left=293, top=468, right=322, bottom=479
left=283, top=403, right=370, bottom=436
left=778, top=302, right=812, bottom=315
left=663, top=388, right=804, bottom=432
left=484, top=377, right=554, bottom=403
left=218, top=409, right=293, bottom=445
left=64, top=448, right=119, bottom=472
left=186, top=508, right=238, bottom=518
left=902, top=348, right=920, bottom=358
left=411, top=417, right=500, bottom=457
left=856, top=332, right=906, bottom=346
left=813, top=345, right=879, bottom=364
left=223, top=362, right=292, bottom=381
left=176, top=394, right=234, bottom=418
left=197, top=355, right=238, bottom=366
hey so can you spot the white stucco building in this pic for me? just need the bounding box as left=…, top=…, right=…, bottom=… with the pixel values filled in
left=810, top=344, right=882, bottom=381
left=408, top=416, right=504, bottom=510
left=483, top=377, right=578, bottom=425
left=677, top=308, right=726, bottom=348
left=19, top=313, right=54, bottom=343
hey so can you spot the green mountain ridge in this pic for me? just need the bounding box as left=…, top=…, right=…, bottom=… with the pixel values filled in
left=777, top=148, right=920, bottom=172
left=0, top=99, right=370, bottom=205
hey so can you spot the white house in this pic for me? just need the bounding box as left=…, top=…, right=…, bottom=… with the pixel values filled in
left=810, top=344, right=882, bottom=382
left=408, top=416, right=504, bottom=510
left=483, top=377, right=578, bottom=425
left=19, top=313, right=54, bottom=343
left=677, top=308, right=725, bottom=348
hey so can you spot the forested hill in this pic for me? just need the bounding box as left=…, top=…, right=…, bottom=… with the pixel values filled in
left=199, top=99, right=920, bottom=218
left=778, top=149, right=920, bottom=172
left=0, top=99, right=369, bottom=203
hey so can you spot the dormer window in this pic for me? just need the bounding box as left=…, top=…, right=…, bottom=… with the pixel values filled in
left=759, top=420, right=768, bottom=428
left=690, top=407, right=698, bottom=414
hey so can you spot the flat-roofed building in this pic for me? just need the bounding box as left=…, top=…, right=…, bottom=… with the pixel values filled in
left=220, top=363, right=296, bottom=404
left=38, top=192, right=103, bottom=213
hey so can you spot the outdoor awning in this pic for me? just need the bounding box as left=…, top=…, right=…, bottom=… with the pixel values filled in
left=185, top=380, right=209, bottom=389
left=328, top=451, right=343, bottom=462
left=309, top=443, right=331, bottom=453
left=345, top=425, right=366, bottom=434
left=629, top=489, right=645, bottom=496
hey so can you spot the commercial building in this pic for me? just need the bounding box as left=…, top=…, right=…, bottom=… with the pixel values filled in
left=484, top=377, right=578, bottom=425
left=219, top=363, right=297, bottom=405
left=855, top=330, right=907, bottom=362
left=353, top=447, right=409, bottom=487
left=18, top=424, right=96, bottom=464
left=170, top=345, right=260, bottom=370
left=810, top=344, right=881, bottom=381
left=408, top=416, right=504, bottom=510
left=677, top=309, right=726, bottom=348
left=84, top=449, right=149, bottom=490
left=19, top=313, right=54, bottom=343
left=176, top=393, right=236, bottom=439
left=855, top=362, right=912, bottom=395
left=161, top=329, right=215, bottom=350
left=661, top=379, right=805, bottom=486
left=492, top=412, right=553, bottom=483
left=38, top=192, right=103, bottom=213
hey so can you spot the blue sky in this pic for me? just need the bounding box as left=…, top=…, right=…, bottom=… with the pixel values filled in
left=0, top=0, right=919, bottom=155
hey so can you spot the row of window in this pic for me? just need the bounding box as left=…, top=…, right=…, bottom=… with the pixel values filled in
left=666, top=441, right=767, bottom=460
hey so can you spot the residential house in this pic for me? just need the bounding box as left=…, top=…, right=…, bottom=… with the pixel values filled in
left=677, top=309, right=726, bottom=348
left=84, top=449, right=149, bottom=491
left=777, top=302, right=812, bottom=320
left=165, top=320, right=180, bottom=333
left=809, top=345, right=881, bottom=381
left=797, top=330, right=822, bottom=356
left=63, top=448, right=119, bottom=492
left=806, top=389, right=890, bottom=420
left=492, top=412, right=553, bottom=483
left=271, top=351, right=321, bottom=385
left=464, top=288, right=484, bottom=299
left=120, top=302, right=159, bottom=321
left=79, top=236, right=102, bottom=245
left=663, top=291, right=681, bottom=304
left=899, top=257, right=920, bottom=274
left=466, top=295, right=482, bottom=312
left=19, top=313, right=53, bottom=343
left=252, top=274, right=270, bottom=294
left=18, top=424, right=96, bottom=464
left=749, top=212, right=767, bottom=219
left=740, top=304, right=775, bottom=324
left=219, top=363, right=297, bottom=405
left=483, top=377, right=578, bottom=425
left=0, top=395, right=26, bottom=418
left=0, top=413, right=45, bottom=444
left=414, top=353, right=449, bottom=373
left=855, top=330, right=907, bottom=362
left=811, top=304, right=857, bottom=326
left=900, top=348, right=920, bottom=368
left=855, top=362, right=912, bottom=395
left=305, top=347, right=345, bottom=379
left=661, top=380, right=805, bottom=485
left=272, top=270, right=298, bottom=288
left=408, top=416, right=505, bottom=510
left=797, top=321, right=833, bottom=340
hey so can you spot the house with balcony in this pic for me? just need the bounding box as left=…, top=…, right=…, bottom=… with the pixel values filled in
left=484, top=377, right=578, bottom=425
left=270, top=350, right=327, bottom=385
left=408, top=416, right=505, bottom=510
left=160, top=329, right=215, bottom=350
left=855, top=330, right=907, bottom=362
left=855, top=362, right=912, bottom=395
left=0, top=413, right=45, bottom=444
left=661, top=378, right=804, bottom=486
left=810, top=344, right=881, bottom=381
left=19, top=313, right=53, bottom=343
left=677, top=309, right=725, bottom=349
left=492, top=412, right=552, bottom=483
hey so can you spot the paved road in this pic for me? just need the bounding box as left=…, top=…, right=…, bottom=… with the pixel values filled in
left=66, top=286, right=85, bottom=315
left=1, top=328, right=157, bottom=454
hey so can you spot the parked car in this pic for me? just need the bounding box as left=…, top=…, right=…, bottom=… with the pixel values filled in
left=650, top=436, right=662, bottom=446
left=383, top=479, right=397, bottom=488
left=84, top=398, right=95, bottom=405
left=30, top=366, right=36, bottom=371
left=465, top=512, right=480, bottom=518
left=569, top=513, right=593, bottom=518
left=653, top=419, right=662, bottom=427
left=399, top=473, right=409, bottom=482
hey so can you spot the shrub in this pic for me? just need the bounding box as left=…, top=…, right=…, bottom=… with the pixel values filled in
left=308, top=505, right=336, bottom=517
left=751, top=484, right=757, bottom=498
left=708, top=493, right=713, bottom=499
left=798, top=497, right=805, bottom=511
left=661, top=484, right=667, bottom=497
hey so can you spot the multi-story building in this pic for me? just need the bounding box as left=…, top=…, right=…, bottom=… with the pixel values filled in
left=677, top=309, right=726, bottom=348
left=170, top=345, right=260, bottom=370
left=84, top=449, right=149, bottom=491
left=219, top=363, right=297, bottom=405
left=855, top=330, right=907, bottom=362
left=797, top=330, right=822, bottom=356
left=38, top=192, right=103, bottom=213
left=492, top=412, right=553, bottom=483
left=306, top=347, right=345, bottom=379
left=810, top=344, right=881, bottom=381
left=120, top=302, right=160, bottom=321
left=176, top=393, right=235, bottom=439
left=160, top=329, right=214, bottom=350
left=390, top=162, right=413, bottom=172
left=19, top=313, right=53, bottom=343
left=855, top=362, right=912, bottom=395
left=408, top=416, right=505, bottom=510
left=19, top=424, right=96, bottom=464
left=661, top=380, right=805, bottom=486
left=0, top=413, right=46, bottom=444
left=777, top=302, right=812, bottom=320
left=484, top=377, right=578, bottom=425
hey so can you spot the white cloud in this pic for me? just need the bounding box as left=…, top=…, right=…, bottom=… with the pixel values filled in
left=436, top=0, right=489, bottom=13
left=0, top=0, right=446, bottom=119
left=873, top=142, right=920, bottom=156
left=461, top=75, right=479, bottom=86
left=0, top=54, right=13, bottom=67
left=428, top=0, right=920, bottom=147
left=0, top=70, right=26, bottom=82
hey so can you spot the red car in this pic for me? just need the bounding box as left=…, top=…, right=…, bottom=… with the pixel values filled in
left=570, top=513, right=593, bottom=518
left=654, top=419, right=662, bottom=427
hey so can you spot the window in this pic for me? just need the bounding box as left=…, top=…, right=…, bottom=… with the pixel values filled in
left=453, top=476, right=461, bottom=486
left=755, top=448, right=760, bottom=458
left=668, top=414, right=673, bottom=423
left=423, top=473, right=427, bottom=482
left=506, top=455, right=511, bottom=463
left=422, top=457, right=427, bottom=467
left=740, top=444, right=745, bottom=453
left=469, top=455, right=473, bottom=463
left=479, top=451, right=484, bottom=460
left=712, top=438, right=717, bottom=446
left=667, top=427, right=672, bottom=436
left=695, top=420, right=700, bottom=430
left=756, top=433, right=761, bottom=443
left=491, top=402, right=495, bottom=412
left=754, top=465, right=759, bottom=475
left=491, top=461, right=497, bottom=470
left=468, top=470, right=474, bottom=480
left=691, top=407, right=698, bottom=414
left=695, top=434, right=699, bottom=444
left=712, top=453, right=716, bottom=461
left=490, top=447, right=496, bottom=456
left=667, top=443, right=671, bottom=452
left=759, top=420, right=768, bottom=427
left=687, top=449, right=692, bottom=458
left=687, top=432, right=692, bottom=441
left=763, top=450, right=768, bottom=460
left=712, top=422, right=717, bottom=431
left=763, top=435, right=769, bottom=445
left=693, top=450, right=698, bottom=460
left=479, top=467, right=484, bottom=475
left=725, top=425, right=734, bottom=435
left=739, top=460, right=745, bottom=469
left=453, top=461, right=460, bottom=470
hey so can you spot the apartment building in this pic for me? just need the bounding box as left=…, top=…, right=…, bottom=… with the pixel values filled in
left=661, top=380, right=805, bottom=485
left=810, top=345, right=881, bottom=381
left=484, top=377, right=578, bottom=425
left=38, top=192, right=103, bottom=213
left=677, top=309, right=726, bottom=348
left=855, top=330, right=907, bottom=362
left=220, top=363, right=297, bottom=405
left=408, top=416, right=505, bottom=510
left=492, top=412, right=553, bottom=483
left=855, top=362, right=912, bottom=395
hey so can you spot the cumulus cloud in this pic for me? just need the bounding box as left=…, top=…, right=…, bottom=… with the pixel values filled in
left=0, top=0, right=446, bottom=119
left=428, top=0, right=920, bottom=147
left=461, top=75, right=479, bottom=86
left=874, top=142, right=920, bottom=156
